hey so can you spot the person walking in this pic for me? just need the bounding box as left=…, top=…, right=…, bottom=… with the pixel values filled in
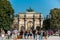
left=7, top=30, right=11, bottom=39
left=1, top=30, right=5, bottom=40
left=32, top=30, right=36, bottom=39
left=59, top=30, right=60, bottom=37
left=44, top=30, right=48, bottom=39
left=29, top=30, right=33, bottom=39
left=20, top=30, right=23, bottom=39
left=17, top=32, right=21, bottom=39
left=13, top=28, right=18, bottom=38
left=37, top=31, right=40, bottom=40
left=39, top=30, right=43, bottom=40
left=24, top=30, right=28, bottom=39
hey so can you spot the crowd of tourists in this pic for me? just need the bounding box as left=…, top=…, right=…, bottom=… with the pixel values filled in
left=0, top=28, right=60, bottom=40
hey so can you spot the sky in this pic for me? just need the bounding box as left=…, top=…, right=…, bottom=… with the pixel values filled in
left=9, top=0, right=60, bottom=17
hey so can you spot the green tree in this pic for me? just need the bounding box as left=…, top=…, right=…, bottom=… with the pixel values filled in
left=0, top=0, right=14, bottom=30
left=50, top=8, right=60, bottom=30
left=43, top=15, right=50, bottom=30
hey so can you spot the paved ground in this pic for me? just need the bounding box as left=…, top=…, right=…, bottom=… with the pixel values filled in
left=0, top=36, right=6, bottom=40
left=47, top=36, right=60, bottom=40
left=0, top=36, right=60, bottom=40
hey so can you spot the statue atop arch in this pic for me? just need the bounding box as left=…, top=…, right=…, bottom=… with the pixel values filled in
left=26, top=7, right=34, bottom=12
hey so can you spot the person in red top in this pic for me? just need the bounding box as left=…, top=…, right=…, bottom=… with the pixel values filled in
left=51, top=30, right=53, bottom=35
left=59, top=30, right=60, bottom=37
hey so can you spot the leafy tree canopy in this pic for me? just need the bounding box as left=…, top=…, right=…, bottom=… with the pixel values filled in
left=50, top=8, right=60, bottom=29
left=0, top=0, right=14, bottom=30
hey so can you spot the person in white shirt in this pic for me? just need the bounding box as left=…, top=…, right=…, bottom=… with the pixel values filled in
left=1, top=30, right=5, bottom=40
left=13, top=29, right=18, bottom=38
left=7, top=30, right=11, bottom=38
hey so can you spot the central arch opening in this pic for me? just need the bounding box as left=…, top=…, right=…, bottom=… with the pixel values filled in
left=27, top=21, right=33, bottom=30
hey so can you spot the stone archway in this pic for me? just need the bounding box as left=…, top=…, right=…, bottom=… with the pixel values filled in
left=36, top=26, right=41, bottom=31
left=14, top=24, right=19, bottom=30
left=21, top=26, right=25, bottom=31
